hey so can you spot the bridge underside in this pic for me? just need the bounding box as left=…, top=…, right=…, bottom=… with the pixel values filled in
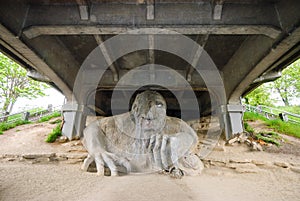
left=0, top=0, right=299, bottom=139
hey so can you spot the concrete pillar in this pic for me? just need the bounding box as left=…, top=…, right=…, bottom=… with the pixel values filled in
left=227, top=104, right=244, bottom=134
left=222, top=104, right=245, bottom=140
left=61, top=102, right=87, bottom=140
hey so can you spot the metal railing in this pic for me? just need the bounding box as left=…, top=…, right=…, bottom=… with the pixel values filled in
left=244, top=104, right=300, bottom=125
left=0, top=105, right=62, bottom=124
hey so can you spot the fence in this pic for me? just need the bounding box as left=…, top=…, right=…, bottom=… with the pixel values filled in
left=244, top=104, right=300, bottom=125
left=0, top=105, right=62, bottom=124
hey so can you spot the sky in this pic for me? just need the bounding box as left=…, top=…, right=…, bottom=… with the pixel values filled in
left=11, top=87, right=65, bottom=113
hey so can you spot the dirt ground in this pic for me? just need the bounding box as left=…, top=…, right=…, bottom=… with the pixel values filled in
left=0, top=120, right=300, bottom=201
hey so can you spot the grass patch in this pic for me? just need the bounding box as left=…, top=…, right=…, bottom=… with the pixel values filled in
left=38, top=111, right=61, bottom=123
left=7, top=113, right=23, bottom=122
left=0, top=120, right=31, bottom=134
left=277, top=106, right=300, bottom=115
left=244, top=122, right=254, bottom=133
left=265, top=119, right=300, bottom=138
left=49, top=119, right=62, bottom=124
left=45, top=123, right=62, bottom=143
left=244, top=111, right=300, bottom=138
left=243, top=111, right=267, bottom=121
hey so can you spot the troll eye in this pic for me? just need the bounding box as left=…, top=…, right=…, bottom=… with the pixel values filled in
left=156, top=101, right=163, bottom=108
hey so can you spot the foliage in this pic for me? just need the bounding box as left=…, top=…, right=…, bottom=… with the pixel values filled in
left=243, top=111, right=300, bottom=138
left=254, top=132, right=281, bottom=147
left=277, top=105, right=300, bottom=115
left=0, top=120, right=31, bottom=134
left=0, top=52, right=49, bottom=114
left=272, top=59, right=300, bottom=106
left=244, top=59, right=300, bottom=106
left=38, top=111, right=61, bottom=123
left=244, top=83, right=274, bottom=106
left=45, top=123, right=62, bottom=143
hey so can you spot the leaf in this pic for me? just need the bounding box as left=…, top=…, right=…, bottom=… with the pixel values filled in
left=0, top=52, right=49, bottom=112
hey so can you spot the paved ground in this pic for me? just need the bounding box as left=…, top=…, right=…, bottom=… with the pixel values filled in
left=0, top=120, right=300, bottom=201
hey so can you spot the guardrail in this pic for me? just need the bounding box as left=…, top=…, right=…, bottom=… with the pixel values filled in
left=244, top=104, right=300, bottom=125
left=0, top=105, right=62, bottom=124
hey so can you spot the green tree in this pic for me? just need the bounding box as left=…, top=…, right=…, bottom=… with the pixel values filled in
left=273, top=59, right=300, bottom=106
left=0, top=52, right=49, bottom=114
left=244, top=83, right=274, bottom=106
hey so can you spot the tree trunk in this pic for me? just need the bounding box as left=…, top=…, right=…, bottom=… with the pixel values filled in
left=8, top=101, right=16, bottom=114
left=275, top=87, right=290, bottom=106
left=282, top=97, right=290, bottom=106
left=1, top=99, right=10, bottom=114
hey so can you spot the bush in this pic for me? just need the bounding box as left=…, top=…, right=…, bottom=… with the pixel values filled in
left=254, top=132, right=281, bottom=147
left=45, top=123, right=62, bottom=143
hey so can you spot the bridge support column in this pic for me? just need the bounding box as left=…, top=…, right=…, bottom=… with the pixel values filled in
left=222, top=104, right=244, bottom=140
left=61, top=102, right=87, bottom=140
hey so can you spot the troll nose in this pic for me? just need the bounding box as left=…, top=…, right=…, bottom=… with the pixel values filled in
left=142, top=111, right=154, bottom=120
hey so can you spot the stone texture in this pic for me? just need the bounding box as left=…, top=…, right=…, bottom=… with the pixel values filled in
left=251, top=160, right=267, bottom=166
left=228, top=136, right=238, bottom=144
left=229, top=159, right=251, bottom=164
left=234, top=163, right=260, bottom=173
left=235, top=167, right=259, bottom=173
left=58, top=136, right=68, bottom=143
left=251, top=141, right=263, bottom=151
left=65, top=153, right=87, bottom=159
left=290, top=167, right=300, bottom=173
left=63, top=159, right=84, bottom=164
left=290, top=162, right=300, bottom=167
left=21, top=153, right=56, bottom=159
left=213, top=142, right=226, bottom=152
left=274, top=162, right=289, bottom=168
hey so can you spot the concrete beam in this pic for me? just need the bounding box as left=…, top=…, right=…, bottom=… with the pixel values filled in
left=94, top=35, right=119, bottom=82
left=186, top=34, right=209, bottom=82
left=228, top=26, right=300, bottom=103
left=222, top=35, right=274, bottom=101
left=76, top=0, right=89, bottom=20
left=148, top=34, right=155, bottom=82
left=87, top=105, right=106, bottom=116
left=212, top=2, right=223, bottom=20
left=23, top=25, right=281, bottom=39
left=82, top=68, right=206, bottom=88
left=0, top=24, right=73, bottom=100
left=22, top=3, right=279, bottom=27
left=27, top=36, right=80, bottom=93
left=252, top=71, right=282, bottom=84
left=146, top=0, right=155, bottom=20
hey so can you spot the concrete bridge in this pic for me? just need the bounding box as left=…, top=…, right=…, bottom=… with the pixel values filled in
left=0, top=0, right=299, bottom=140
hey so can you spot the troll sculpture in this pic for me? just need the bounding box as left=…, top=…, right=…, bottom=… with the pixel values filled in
left=81, top=90, right=203, bottom=178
